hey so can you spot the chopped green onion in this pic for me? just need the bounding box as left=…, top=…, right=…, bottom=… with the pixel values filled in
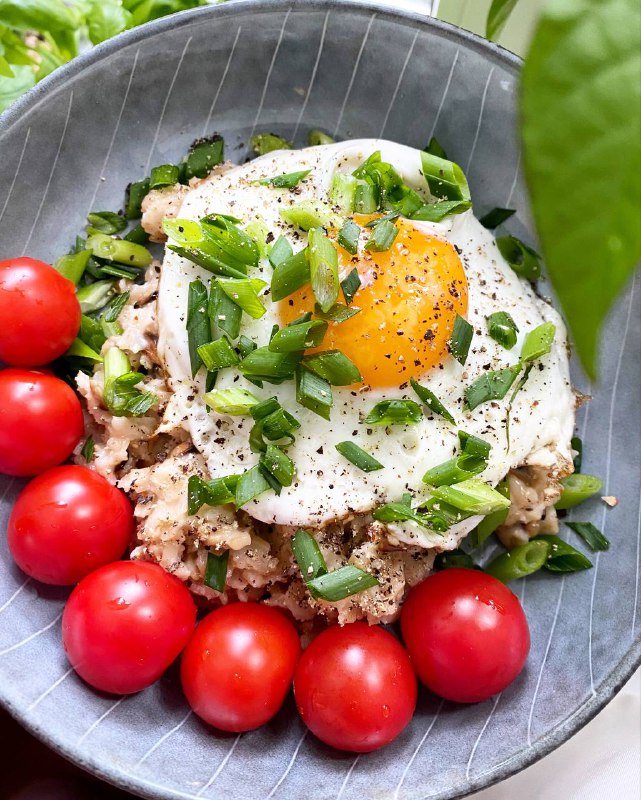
left=497, top=235, right=542, bottom=281
left=431, top=479, right=511, bottom=515
left=187, top=280, right=211, bottom=377
left=458, top=431, right=492, bottom=458
left=271, top=248, right=310, bottom=301
left=235, top=464, right=272, bottom=508
left=54, top=250, right=91, bottom=285
left=187, top=474, right=239, bottom=515
left=467, top=481, right=510, bottom=548
left=464, top=364, right=522, bottom=411
left=364, top=219, right=398, bottom=252
left=76, top=280, right=116, bottom=314
left=535, top=534, right=593, bottom=573
left=335, top=441, right=384, bottom=472
left=308, top=228, right=340, bottom=313
left=434, top=549, right=477, bottom=571
left=87, top=211, right=127, bottom=235
left=338, top=271, right=360, bottom=309
left=79, top=314, right=107, bottom=353
left=259, top=444, right=295, bottom=487
left=99, top=264, right=139, bottom=281
left=313, top=303, right=361, bottom=324
left=411, top=200, right=471, bottom=221
left=520, top=322, right=556, bottom=362
left=104, top=291, right=130, bottom=324
left=485, top=540, right=551, bottom=583
left=167, top=244, right=247, bottom=281
left=86, top=233, right=152, bottom=268
left=306, top=565, right=379, bottom=601
left=302, top=350, right=362, bottom=385
left=280, top=200, right=343, bottom=232
left=449, top=314, right=473, bottom=366
left=149, top=164, right=180, bottom=189
left=217, top=277, right=267, bottom=320
left=330, top=173, right=359, bottom=213
left=571, top=436, right=583, bottom=472
left=337, top=219, right=361, bottom=256
left=308, top=130, right=335, bottom=146
left=354, top=180, right=378, bottom=214
left=81, top=436, right=95, bottom=463
left=102, top=347, right=157, bottom=417
left=268, top=320, right=328, bottom=352
left=352, top=151, right=424, bottom=216
left=268, top=235, right=294, bottom=269
left=292, top=529, right=328, bottom=581
left=204, top=550, right=229, bottom=593
left=65, top=337, right=103, bottom=362
left=125, top=178, right=150, bottom=220
left=420, top=151, right=471, bottom=202
left=180, top=135, right=224, bottom=181
left=124, top=224, right=150, bottom=245
left=238, top=335, right=257, bottom=359
left=239, top=347, right=302, bottom=383
left=296, top=367, right=332, bottom=420
left=409, top=378, right=456, bottom=425
left=479, top=207, right=516, bottom=229
left=364, top=399, right=422, bottom=426
left=245, top=215, right=270, bottom=258
left=486, top=311, right=519, bottom=350
left=208, top=282, right=242, bottom=340
left=201, top=214, right=260, bottom=269
left=422, top=454, right=487, bottom=487
left=259, top=169, right=310, bottom=188
left=197, top=338, right=239, bottom=371
left=565, top=522, right=610, bottom=552
left=424, top=137, right=448, bottom=159
left=251, top=133, right=292, bottom=156
left=372, top=500, right=444, bottom=532
left=203, top=387, right=259, bottom=415
left=555, top=474, right=603, bottom=510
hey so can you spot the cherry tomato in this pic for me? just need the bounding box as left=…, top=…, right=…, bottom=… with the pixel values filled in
left=400, top=568, right=530, bottom=703
left=0, top=369, right=84, bottom=476
left=181, top=603, right=301, bottom=732
left=62, top=561, right=197, bottom=694
left=293, top=623, right=416, bottom=752
left=0, top=257, right=80, bottom=367
left=8, top=466, right=134, bottom=585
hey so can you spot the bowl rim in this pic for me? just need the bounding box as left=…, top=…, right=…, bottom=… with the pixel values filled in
left=1, top=2, right=639, bottom=799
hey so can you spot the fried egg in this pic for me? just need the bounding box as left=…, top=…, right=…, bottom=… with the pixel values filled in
left=158, top=140, right=574, bottom=545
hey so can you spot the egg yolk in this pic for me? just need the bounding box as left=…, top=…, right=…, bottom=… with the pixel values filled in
left=279, top=216, right=469, bottom=388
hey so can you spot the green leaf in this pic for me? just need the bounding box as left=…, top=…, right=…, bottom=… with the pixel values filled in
left=86, top=0, right=131, bottom=45
left=0, top=55, right=14, bottom=79
left=520, top=0, right=641, bottom=378
left=127, top=0, right=207, bottom=27
left=0, top=65, right=35, bottom=114
left=486, top=0, right=520, bottom=41
left=0, top=0, right=81, bottom=31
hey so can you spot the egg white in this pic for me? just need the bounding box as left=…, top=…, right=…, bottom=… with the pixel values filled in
left=157, top=140, right=575, bottom=543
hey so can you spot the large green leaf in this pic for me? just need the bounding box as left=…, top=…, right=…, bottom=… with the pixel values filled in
left=0, top=0, right=81, bottom=32
left=521, top=0, right=641, bottom=378
left=0, top=64, right=35, bottom=113
left=486, top=0, right=520, bottom=41
left=86, top=0, right=131, bottom=45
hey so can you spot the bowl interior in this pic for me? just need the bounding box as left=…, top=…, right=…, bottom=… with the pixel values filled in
left=0, top=2, right=640, bottom=799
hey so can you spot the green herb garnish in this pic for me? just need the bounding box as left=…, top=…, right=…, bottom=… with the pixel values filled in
left=487, top=311, right=519, bottom=350
left=449, top=314, right=473, bottom=366
left=335, top=441, right=384, bottom=472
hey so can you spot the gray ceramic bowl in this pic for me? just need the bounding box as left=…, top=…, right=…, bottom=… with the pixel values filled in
left=0, top=1, right=640, bottom=798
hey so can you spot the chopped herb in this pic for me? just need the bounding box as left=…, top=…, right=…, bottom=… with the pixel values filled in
left=180, top=135, right=224, bottom=181
left=204, top=550, right=229, bottom=593
left=449, top=314, right=474, bottom=366
left=270, top=248, right=310, bottom=301
left=186, top=280, right=211, bottom=377
left=102, top=347, right=157, bottom=418
left=410, top=378, right=456, bottom=425
left=313, top=303, right=361, bottom=324
left=363, top=399, right=422, bottom=426
left=239, top=347, right=301, bottom=384
left=124, top=178, right=150, bottom=220
left=486, top=311, right=519, bottom=350
left=149, top=164, right=180, bottom=189
left=497, top=235, right=542, bottom=281
left=306, top=565, right=379, bottom=601
left=337, top=220, right=361, bottom=256
left=292, top=529, right=328, bottom=581
left=302, top=350, right=362, bottom=385
left=335, top=441, right=384, bottom=472
left=259, top=169, right=311, bottom=188
left=268, top=319, right=328, bottom=353
left=364, top=219, right=398, bottom=252
left=485, top=539, right=551, bottom=583
left=411, top=200, right=471, bottom=222
left=308, top=130, right=335, bottom=146
left=520, top=322, right=556, bottom=362
left=555, top=474, right=603, bottom=510
left=464, top=364, right=522, bottom=410
left=565, top=521, right=610, bottom=552
left=259, top=444, right=295, bottom=487
left=268, top=235, right=294, bottom=269
left=431, top=478, right=511, bottom=515
left=479, top=207, right=516, bottom=229
left=308, top=227, right=340, bottom=313
left=197, top=338, right=239, bottom=371
left=217, top=277, right=267, bottom=320
left=420, top=151, right=471, bottom=202
left=203, top=387, right=259, bottom=415
left=424, top=137, right=448, bottom=159
left=235, top=464, right=272, bottom=508
left=296, top=367, right=333, bottom=420
left=87, top=211, right=127, bottom=235
left=81, top=436, right=95, bottom=463
left=535, top=534, right=593, bottom=573
left=250, top=133, right=292, bottom=156
left=340, top=267, right=361, bottom=305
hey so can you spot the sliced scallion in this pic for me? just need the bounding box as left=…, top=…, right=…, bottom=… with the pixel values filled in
left=251, top=133, right=292, bottom=156
left=411, top=200, right=471, bottom=222
left=54, top=250, right=91, bottom=285
left=497, top=235, right=541, bottom=281
left=87, top=211, right=127, bottom=235
left=217, top=277, right=267, bottom=320
left=187, top=280, right=211, bottom=377
left=181, top=135, right=224, bottom=181
left=197, top=338, right=239, bottom=371
left=268, top=319, right=328, bottom=353
left=409, top=378, right=456, bottom=425
left=424, top=137, right=448, bottom=159
left=125, top=178, right=150, bottom=220
left=102, top=347, right=157, bottom=417
left=208, top=282, right=242, bottom=340
left=259, top=444, right=295, bottom=487
left=485, top=540, right=550, bottom=583
left=420, top=151, right=471, bottom=202
left=458, top=431, right=492, bottom=458
left=203, top=387, right=259, bottom=415
left=187, top=474, right=239, bottom=515
left=296, top=367, right=332, bottom=420
left=467, top=481, right=510, bottom=548
left=363, top=399, right=422, bottom=426
left=313, top=303, right=361, bottom=324
left=431, top=479, right=511, bottom=515
left=239, top=347, right=302, bottom=383
left=104, top=291, right=130, bottom=324
left=268, top=235, right=294, bottom=269
left=422, top=454, right=487, bottom=487
left=124, top=224, right=150, bottom=245
left=270, top=248, right=310, bottom=301
left=259, top=169, right=310, bottom=189
left=535, top=534, right=593, bottom=573
left=81, top=436, right=95, bottom=463
left=337, top=219, right=360, bottom=255
left=555, top=474, right=603, bottom=510
left=308, top=227, right=340, bottom=313
left=434, top=549, right=477, bottom=571
left=292, top=529, right=328, bottom=581
left=520, top=322, right=556, bottom=362
left=302, top=350, right=362, bottom=385
left=479, top=207, right=516, bottom=229
left=364, top=219, right=398, bottom=252
left=149, top=164, right=180, bottom=189
left=308, top=129, right=335, bottom=146
left=204, top=550, right=229, bottom=592
left=235, top=464, right=272, bottom=508
left=565, top=522, right=609, bottom=552
left=201, top=214, right=260, bottom=269
left=335, top=441, right=384, bottom=472
left=86, top=233, right=152, bottom=268
left=306, top=565, right=379, bottom=601
left=340, top=267, right=361, bottom=305
left=280, top=200, right=343, bottom=232
left=76, top=280, right=116, bottom=314
left=464, top=364, right=522, bottom=411
left=487, top=311, right=519, bottom=350
left=449, top=314, right=473, bottom=366
left=330, top=173, right=359, bottom=213
left=571, top=436, right=583, bottom=472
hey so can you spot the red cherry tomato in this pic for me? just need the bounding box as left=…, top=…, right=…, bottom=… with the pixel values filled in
left=181, top=603, right=301, bottom=732
left=0, top=369, right=84, bottom=476
left=293, top=623, right=416, bottom=753
left=62, top=561, right=197, bottom=694
left=400, top=568, right=530, bottom=703
left=0, top=257, right=80, bottom=367
left=8, top=466, right=134, bottom=585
